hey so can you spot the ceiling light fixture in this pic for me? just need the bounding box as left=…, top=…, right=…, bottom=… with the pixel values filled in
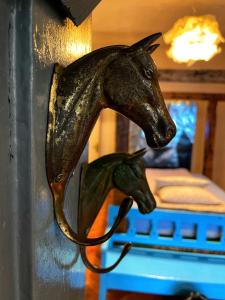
left=164, top=15, right=224, bottom=65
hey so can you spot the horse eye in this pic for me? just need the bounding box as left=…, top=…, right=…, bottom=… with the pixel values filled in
left=144, top=68, right=152, bottom=79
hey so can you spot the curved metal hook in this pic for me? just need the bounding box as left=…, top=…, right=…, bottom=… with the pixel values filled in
left=80, top=242, right=132, bottom=273
left=53, top=187, right=133, bottom=246
left=79, top=196, right=134, bottom=273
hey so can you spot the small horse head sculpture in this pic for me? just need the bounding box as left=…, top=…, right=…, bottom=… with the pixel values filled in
left=78, top=149, right=155, bottom=273
left=46, top=33, right=176, bottom=247
left=79, top=148, right=155, bottom=236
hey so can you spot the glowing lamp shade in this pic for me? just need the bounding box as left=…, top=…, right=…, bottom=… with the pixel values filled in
left=164, top=15, right=224, bottom=64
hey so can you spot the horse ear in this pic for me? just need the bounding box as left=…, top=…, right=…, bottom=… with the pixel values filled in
left=147, top=43, right=160, bottom=54
left=128, top=32, right=162, bottom=52
left=126, top=148, right=147, bottom=162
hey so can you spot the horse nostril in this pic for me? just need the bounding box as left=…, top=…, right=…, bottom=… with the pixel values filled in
left=166, top=126, right=176, bottom=140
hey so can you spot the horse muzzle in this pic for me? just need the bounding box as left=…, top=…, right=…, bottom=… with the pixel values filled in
left=146, top=123, right=176, bottom=149
left=135, top=191, right=156, bottom=214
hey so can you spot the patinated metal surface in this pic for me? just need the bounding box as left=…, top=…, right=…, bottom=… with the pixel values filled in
left=46, top=32, right=176, bottom=247
left=78, top=149, right=155, bottom=273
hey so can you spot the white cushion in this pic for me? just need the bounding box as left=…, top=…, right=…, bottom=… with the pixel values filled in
left=155, top=176, right=209, bottom=190
left=145, top=168, right=191, bottom=194
left=158, top=186, right=221, bottom=205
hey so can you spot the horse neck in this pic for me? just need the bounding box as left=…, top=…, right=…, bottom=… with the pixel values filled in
left=81, top=161, right=116, bottom=205
left=60, top=48, right=123, bottom=169
left=56, top=76, right=103, bottom=184
left=73, top=78, right=102, bottom=139
left=48, top=48, right=122, bottom=185
left=79, top=162, right=116, bottom=233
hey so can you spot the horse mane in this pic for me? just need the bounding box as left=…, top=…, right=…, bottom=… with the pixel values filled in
left=47, top=46, right=128, bottom=184
left=57, top=45, right=128, bottom=101
left=81, top=153, right=130, bottom=199
left=79, top=152, right=134, bottom=232
left=79, top=151, right=145, bottom=233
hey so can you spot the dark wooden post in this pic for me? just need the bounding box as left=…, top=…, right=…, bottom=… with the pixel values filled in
left=203, top=100, right=218, bottom=179
left=0, top=1, right=94, bottom=299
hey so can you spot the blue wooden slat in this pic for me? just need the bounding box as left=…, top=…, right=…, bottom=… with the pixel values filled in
left=101, top=250, right=225, bottom=299
left=108, top=206, right=225, bottom=252
left=197, top=223, right=207, bottom=243
left=100, top=206, right=225, bottom=300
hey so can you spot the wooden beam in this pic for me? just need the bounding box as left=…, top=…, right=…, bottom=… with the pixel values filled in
left=116, top=113, right=129, bottom=152
left=159, top=70, right=225, bottom=84
left=163, top=92, right=225, bottom=101
left=203, top=101, right=218, bottom=179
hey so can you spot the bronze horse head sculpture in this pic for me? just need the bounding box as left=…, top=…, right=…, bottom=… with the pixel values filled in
left=78, top=149, right=155, bottom=273
left=46, top=32, right=176, bottom=246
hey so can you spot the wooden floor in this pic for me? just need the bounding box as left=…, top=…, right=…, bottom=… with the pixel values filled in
left=84, top=191, right=182, bottom=300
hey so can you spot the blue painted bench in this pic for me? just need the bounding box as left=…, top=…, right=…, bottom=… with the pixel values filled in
left=99, top=206, right=225, bottom=300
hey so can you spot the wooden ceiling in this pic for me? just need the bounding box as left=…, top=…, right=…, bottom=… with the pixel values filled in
left=92, top=0, right=225, bottom=70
